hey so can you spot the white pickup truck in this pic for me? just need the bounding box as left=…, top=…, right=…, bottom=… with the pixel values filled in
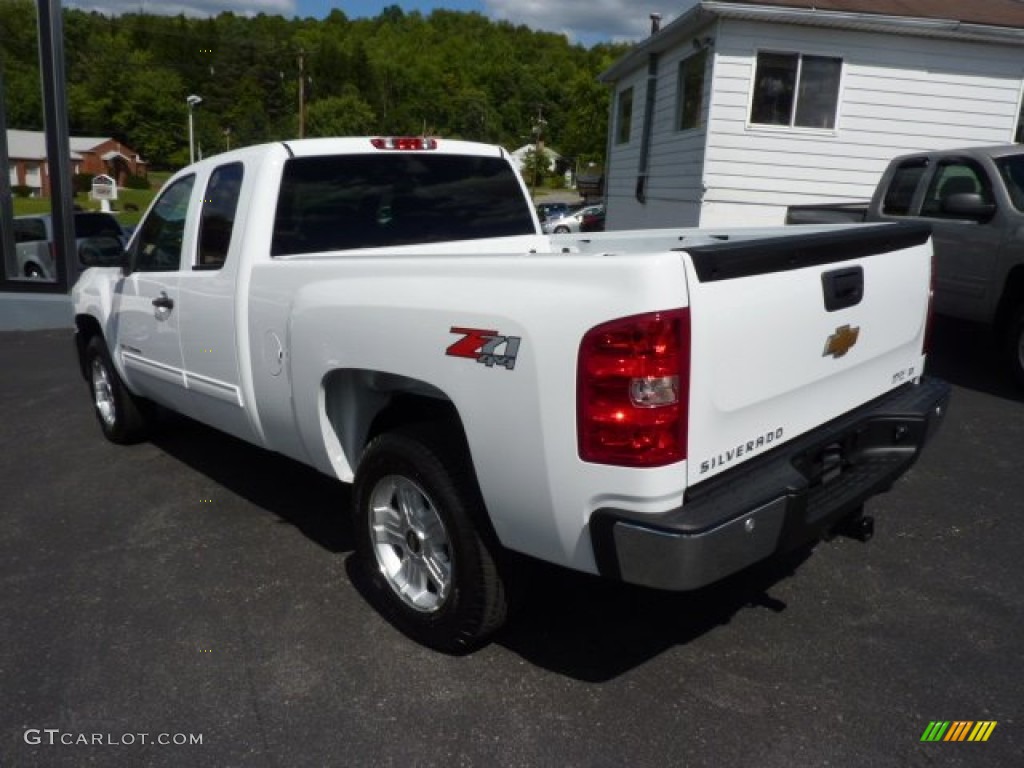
left=72, top=137, right=950, bottom=652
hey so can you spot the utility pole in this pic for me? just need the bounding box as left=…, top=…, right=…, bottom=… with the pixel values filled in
left=532, top=106, right=547, bottom=191
left=298, top=49, right=305, bottom=139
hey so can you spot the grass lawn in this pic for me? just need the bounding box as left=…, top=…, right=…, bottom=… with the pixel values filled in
left=12, top=171, right=169, bottom=228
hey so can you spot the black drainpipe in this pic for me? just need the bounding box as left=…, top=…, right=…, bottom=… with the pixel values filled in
left=636, top=15, right=661, bottom=204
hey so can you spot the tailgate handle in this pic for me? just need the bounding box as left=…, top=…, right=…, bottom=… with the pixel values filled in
left=822, top=267, right=863, bottom=312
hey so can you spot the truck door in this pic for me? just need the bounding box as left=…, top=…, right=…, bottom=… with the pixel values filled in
left=916, top=158, right=1002, bottom=323
left=114, top=173, right=195, bottom=412
left=174, top=161, right=259, bottom=445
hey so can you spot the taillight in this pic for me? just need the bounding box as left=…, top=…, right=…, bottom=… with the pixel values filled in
left=370, top=137, right=438, bottom=151
left=578, top=309, right=690, bottom=467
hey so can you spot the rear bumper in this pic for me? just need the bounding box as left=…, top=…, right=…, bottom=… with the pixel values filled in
left=589, top=377, right=951, bottom=591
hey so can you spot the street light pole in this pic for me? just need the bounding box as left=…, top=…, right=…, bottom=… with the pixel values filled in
left=186, top=94, right=202, bottom=164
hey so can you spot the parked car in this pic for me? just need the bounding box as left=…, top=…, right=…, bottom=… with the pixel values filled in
left=535, top=201, right=578, bottom=222
left=579, top=206, right=606, bottom=232
left=72, top=136, right=948, bottom=652
left=543, top=204, right=604, bottom=234
left=14, top=211, right=127, bottom=280
left=787, top=144, right=1024, bottom=385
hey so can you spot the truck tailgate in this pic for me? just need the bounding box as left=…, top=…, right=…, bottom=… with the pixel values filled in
left=681, top=223, right=933, bottom=487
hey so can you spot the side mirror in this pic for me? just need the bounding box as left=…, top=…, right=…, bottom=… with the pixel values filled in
left=942, top=193, right=996, bottom=222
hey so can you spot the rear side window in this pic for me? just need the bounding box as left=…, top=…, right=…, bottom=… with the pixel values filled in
left=13, top=218, right=47, bottom=243
left=197, top=162, right=243, bottom=269
left=271, top=153, right=534, bottom=256
left=882, top=158, right=928, bottom=216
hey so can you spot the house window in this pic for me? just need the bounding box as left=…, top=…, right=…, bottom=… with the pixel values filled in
left=750, top=52, right=842, bottom=129
left=677, top=49, right=708, bottom=131
left=616, top=86, right=634, bottom=144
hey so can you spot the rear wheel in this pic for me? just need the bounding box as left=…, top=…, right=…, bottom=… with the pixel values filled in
left=554, top=225, right=570, bottom=234
left=352, top=426, right=507, bottom=653
left=85, top=335, right=150, bottom=444
left=24, top=263, right=44, bottom=279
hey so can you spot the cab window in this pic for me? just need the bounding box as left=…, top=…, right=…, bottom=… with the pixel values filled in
left=197, top=163, right=243, bottom=269
left=131, top=175, right=195, bottom=272
left=919, top=161, right=992, bottom=219
left=882, top=158, right=928, bottom=216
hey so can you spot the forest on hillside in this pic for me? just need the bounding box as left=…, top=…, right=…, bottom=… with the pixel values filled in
left=0, top=0, right=629, bottom=171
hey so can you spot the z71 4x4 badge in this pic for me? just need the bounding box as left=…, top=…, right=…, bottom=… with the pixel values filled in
left=447, top=326, right=521, bottom=370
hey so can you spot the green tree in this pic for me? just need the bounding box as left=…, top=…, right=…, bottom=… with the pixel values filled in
left=306, top=89, right=376, bottom=137
left=2, top=3, right=623, bottom=171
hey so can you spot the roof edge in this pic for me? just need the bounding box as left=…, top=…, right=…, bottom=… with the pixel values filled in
left=601, top=1, right=1024, bottom=83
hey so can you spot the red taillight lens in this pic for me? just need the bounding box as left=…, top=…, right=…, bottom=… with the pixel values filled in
left=578, top=309, right=690, bottom=467
left=370, top=137, right=438, bottom=151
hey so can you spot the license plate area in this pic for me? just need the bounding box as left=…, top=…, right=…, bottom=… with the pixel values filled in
left=793, top=429, right=864, bottom=488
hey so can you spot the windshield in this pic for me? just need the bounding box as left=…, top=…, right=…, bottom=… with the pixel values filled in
left=995, top=155, right=1024, bottom=212
left=272, top=153, right=535, bottom=255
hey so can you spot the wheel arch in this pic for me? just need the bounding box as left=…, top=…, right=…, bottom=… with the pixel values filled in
left=74, top=313, right=104, bottom=381
left=320, top=368, right=470, bottom=482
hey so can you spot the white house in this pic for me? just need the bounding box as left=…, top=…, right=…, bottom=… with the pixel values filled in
left=599, top=0, right=1024, bottom=229
left=509, top=143, right=562, bottom=175
left=6, top=129, right=146, bottom=197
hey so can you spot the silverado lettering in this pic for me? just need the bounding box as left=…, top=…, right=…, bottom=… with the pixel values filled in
left=699, top=428, right=784, bottom=474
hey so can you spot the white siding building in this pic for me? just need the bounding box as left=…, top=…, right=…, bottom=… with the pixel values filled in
left=600, top=0, right=1024, bottom=229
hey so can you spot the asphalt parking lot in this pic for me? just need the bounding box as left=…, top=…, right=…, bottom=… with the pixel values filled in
left=1, top=317, right=1021, bottom=767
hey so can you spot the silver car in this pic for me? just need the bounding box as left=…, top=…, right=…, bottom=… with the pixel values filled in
left=14, top=212, right=127, bottom=281
left=542, top=204, right=605, bottom=234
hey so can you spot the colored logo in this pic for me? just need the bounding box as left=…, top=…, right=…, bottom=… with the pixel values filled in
left=823, top=324, right=860, bottom=359
left=920, top=721, right=997, bottom=742
left=446, top=327, right=521, bottom=370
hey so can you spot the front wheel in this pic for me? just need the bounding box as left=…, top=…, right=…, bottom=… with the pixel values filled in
left=352, top=427, right=508, bottom=653
left=84, top=335, right=150, bottom=444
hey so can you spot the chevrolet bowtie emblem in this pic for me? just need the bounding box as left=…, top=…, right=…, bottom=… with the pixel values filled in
left=823, top=324, right=860, bottom=358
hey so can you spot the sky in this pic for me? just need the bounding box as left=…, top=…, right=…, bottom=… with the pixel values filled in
left=60, top=0, right=676, bottom=47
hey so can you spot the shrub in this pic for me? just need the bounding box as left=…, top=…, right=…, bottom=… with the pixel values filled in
left=73, top=173, right=95, bottom=195
left=124, top=174, right=150, bottom=190
left=11, top=185, right=34, bottom=198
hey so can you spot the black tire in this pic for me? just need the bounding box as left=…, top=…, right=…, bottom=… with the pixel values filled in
left=1004, top=304, right=1024, bottom=389
left=352, top=426, right=508, bottom=653
left=24, top=263, right=44, bottom=279
left=554, top=225, right=570, bottom=234
left=84, top=335, right=150, bottom=444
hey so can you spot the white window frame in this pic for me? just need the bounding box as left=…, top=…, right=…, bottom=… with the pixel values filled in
left=616, top=86, right=634, bottom=145
left=746, top=49, right=844, bottom=133
left=676, top=49, right=708, bottom=132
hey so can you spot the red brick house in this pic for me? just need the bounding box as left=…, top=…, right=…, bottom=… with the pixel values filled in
left=6, top=129, right=147, bottom=197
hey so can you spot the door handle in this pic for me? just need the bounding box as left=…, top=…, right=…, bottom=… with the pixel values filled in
left=821, top=267, right=863, bottom=312
left=152, top=292, right=174, bottom=310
